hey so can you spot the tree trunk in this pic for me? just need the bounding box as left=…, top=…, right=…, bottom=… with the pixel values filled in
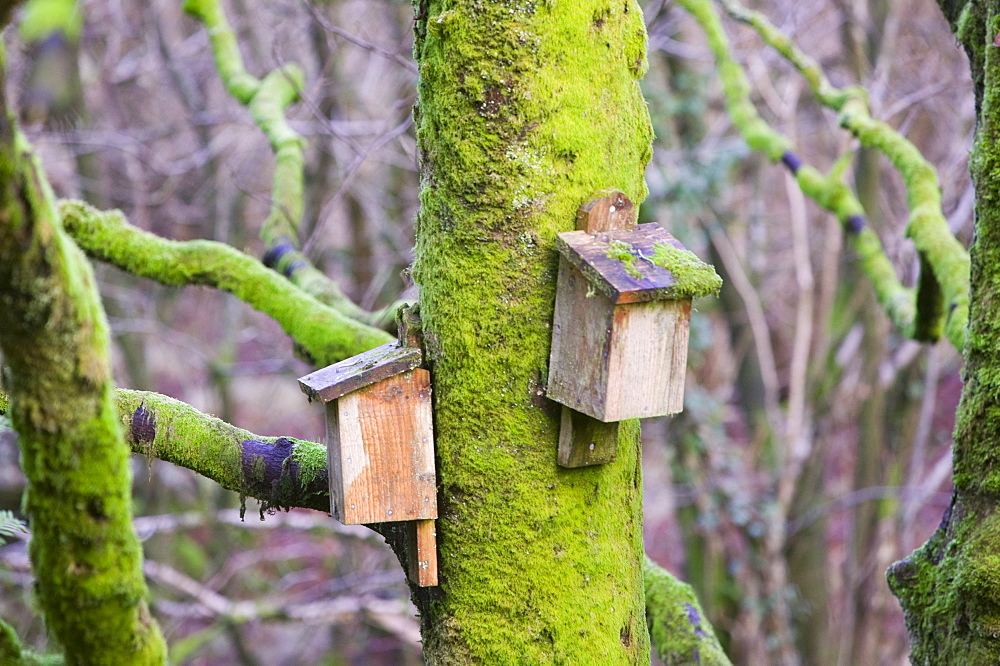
left=888, top=3, right=1000, bottom=662
left=0, top=40, right=168, bottom=664
left=410, top=1, right=653, bottom=661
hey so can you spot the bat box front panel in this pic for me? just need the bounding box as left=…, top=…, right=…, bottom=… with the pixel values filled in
left=326, top=368, right=437, bottom=525
left=604, top=298, right=691, bottom=420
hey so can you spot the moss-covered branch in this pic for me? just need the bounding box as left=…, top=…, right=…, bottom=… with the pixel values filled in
left=114, top=388, right=329, bottom=516
left=183, top=0, right=401, bottom=331
left=6, top=385, right=731, bottom=659
left=712, top=0, right=970, bottom=349
left=186, top=0, right=306, bottom=245
left=59, top=199, right=393, bottom=365
left=676, top=0, right=969, bottom=349
left=262, top=238, right=407, bottom=331
left=18, top=0, right=80, bottom=43
left=0, top=617, right=61, bottom=665
left=181, top=0, right=258, bottom=103
left=2, top=383, right=356, bottom=517
left=0, top=41, right=167, bottom=663
left=643, top=557, right=732, bottom=665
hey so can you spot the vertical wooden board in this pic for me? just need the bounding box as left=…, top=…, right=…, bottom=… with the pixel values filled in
left=604, top=299, right=690, bottom=421
left=326, top=403, right=348, bottom=522
left=547, top=258, right=616, bottom=421
left=328, top=369, right=437, bottom=525
left=407, top=519, right=439, bottom=587
left=575, top=190, right=636, bottom=233
left=663, top=301, right=691, bottom=413
left=557, top=405, right=620, bottom=467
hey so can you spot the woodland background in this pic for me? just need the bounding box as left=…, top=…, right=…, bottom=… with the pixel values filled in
left=0, top=0, right=972, bottom=663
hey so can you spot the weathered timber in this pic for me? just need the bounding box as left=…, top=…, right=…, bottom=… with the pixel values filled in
left=323, top=369, right=436, bottom=525
left=406, top=519, right=439, bottom=587
left=299, top=341, right=422, bottom=403
left=555, top=224, right=687, bottom=304
left=557, top=407, right=621, bottom=467
left=547, top=192, right=693, bottom=426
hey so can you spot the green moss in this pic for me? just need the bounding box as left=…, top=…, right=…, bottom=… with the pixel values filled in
left=0, top=98, right=167, bottom=661
left=643, top=556, right=731, bottom=665
left=18, top=0, right=81, bottom=43
left=676, top=0, right=914, bottom=332
left=0, top=615, right=62, bottom=665
left=681, top=0, right=970, bottom=351
left=955, top=1, right=988, bottom=115
left=0, top=618, right=25, bottom=666
left=112, top=389, right=329, bottom=513
left=413, top=1, right=651, bottom=662
left=953, top=6, right=1000, bottom=501
left=649, top=242, right=722, bottom=298
left=890, top=506, right=1000, bottom=663
left=289, top=436, right=326, bottom=487
left=606, top=240, right=643, bottom=279
left=183, top=0, right=259, bottom=103
left=116, top=390, right=242, bottom=486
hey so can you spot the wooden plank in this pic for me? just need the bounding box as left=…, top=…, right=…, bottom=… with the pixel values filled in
left=546, top=193, right=693, bottom=428
left=397, top=304, right=423, bottom=350
left=604, top=299, right=690, bottom=420
left=327, top=369, right=437, bottom=525
left=557, top=406, right=619, bottom=467
left=406, top=519, right=439, bottom=587
left=555, top=224, right=686, bottom=304
left=546, top=258, right=615, bottom=419
left=575, top=190, right=636, bottom=233
left=299, top=341, right=422, bottom=403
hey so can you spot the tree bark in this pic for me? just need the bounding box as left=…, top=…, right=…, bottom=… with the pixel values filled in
left=410, top=1, right=654, bottom=662
left=0, top=41, right=168, bottom=664
left=887, top=2, right=1000, bottom=662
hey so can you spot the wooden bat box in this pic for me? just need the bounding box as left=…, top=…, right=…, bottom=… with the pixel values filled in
left=298, top=342, right=437, bottom=526
left=547, top=193, right=718, bottom=423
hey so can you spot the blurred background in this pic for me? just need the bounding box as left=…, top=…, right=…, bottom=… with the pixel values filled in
left=0, top=0, right=972, bottom=663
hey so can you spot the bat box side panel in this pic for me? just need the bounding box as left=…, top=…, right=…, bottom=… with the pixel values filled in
left=326, top=403, right=346, bottom=521
left=604, top=299, right=691, bottom=420
left=326, top=369, right=437, bottom=525
left=547, top=257, right=616, bottom=421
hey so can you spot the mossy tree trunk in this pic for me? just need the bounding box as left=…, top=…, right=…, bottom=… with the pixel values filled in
left=410, top=1, right=654, bottom=662
left=0, top=38, right=168, bottom=665
left=887, top=3, right=1000, bottom=662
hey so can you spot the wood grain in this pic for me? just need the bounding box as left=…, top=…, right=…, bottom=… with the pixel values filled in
left=557, top=406, right=620, bottom=467
left=406, top=519, right=439, bottom=587
left=299, top=341, right=422, bottom=403
left=326, top=369, right=437, bottom=525
left=575, top=190, right=636, bottom=233
left=604, top=299, right=689, bottom=419
left=547, top=259, right=690, bottom=421
left=397, top=304, right=424, bottom=350
left=555, top=223, right=687, bottom=304
left=548, top=258, right=615, bottom=417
